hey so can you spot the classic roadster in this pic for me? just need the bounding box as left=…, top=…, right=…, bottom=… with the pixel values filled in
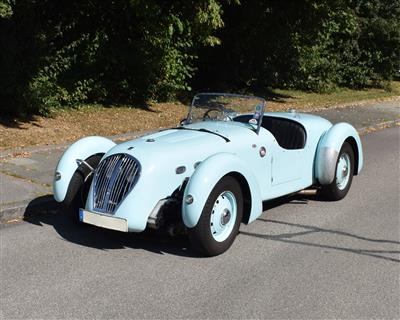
left=53, top=93, right=363, bottom=256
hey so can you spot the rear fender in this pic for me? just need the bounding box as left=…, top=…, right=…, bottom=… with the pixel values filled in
left=315, top=123, right=363, bottom=185
left=182, top=153, right=262, bottom=228
left=53, top=136, right=116, bottom=202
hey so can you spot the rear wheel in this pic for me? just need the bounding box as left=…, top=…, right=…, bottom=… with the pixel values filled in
left=62, top=154, right=103, bottom=222
left=188, top=176, right=243, bottom=256
left=320, top=142, right=354, bottom=201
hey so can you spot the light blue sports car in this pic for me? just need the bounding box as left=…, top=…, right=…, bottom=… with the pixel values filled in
left=53, top=93, right=363, bottom=256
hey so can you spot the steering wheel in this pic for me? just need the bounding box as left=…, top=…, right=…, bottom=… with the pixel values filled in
left=203, top=108, right=221, bottom=121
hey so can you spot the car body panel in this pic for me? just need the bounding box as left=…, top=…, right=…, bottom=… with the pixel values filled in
left=53, top=136, right=116, bottom=202
left=315, top=122, right=363, bottom=185
left=182, top=152, right=263, bottom=228
left=260, top=112, right=332, bottom=199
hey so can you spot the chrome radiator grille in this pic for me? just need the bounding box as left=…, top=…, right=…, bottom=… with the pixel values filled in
left=92, top=153, right=141, bottom=214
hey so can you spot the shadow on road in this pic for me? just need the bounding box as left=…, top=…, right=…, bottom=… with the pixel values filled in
left=241, top=227, right=400, bottom=263
left=23, top=195, right=198, bottom=258
left=256, top=194, right=400, bottom=263
left=23, top=194, right=400, bottom=262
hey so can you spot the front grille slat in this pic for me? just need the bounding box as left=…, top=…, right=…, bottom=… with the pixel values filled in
left=92, top=154, right=141, bottom=214
left=98, top=155, right=120, bottom=209
left=111, top=158, right=133, bottom=207
left=93, top=161, right=107, bottom=206
left=111, top=159, right=131, bottom=202
left=122, top=163, right=138, bottom=199
left=96, top=155, right=118, bottom=206
left=102, top=156, right=121, bottom=213
left=94, top=159, right=111, bottom=211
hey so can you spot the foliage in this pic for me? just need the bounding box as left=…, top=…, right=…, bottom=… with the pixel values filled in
left=0, top=0, right=224, bottom=115
left=195, top=0, right=400, bottom=92
left=0, top=0, right=399, bottom=116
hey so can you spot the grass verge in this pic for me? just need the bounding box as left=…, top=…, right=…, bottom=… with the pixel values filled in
left=1, top=82, right=399, bottom=150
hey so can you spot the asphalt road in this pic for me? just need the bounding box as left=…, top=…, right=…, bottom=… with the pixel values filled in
left=1, top=127, right=399, bottom=319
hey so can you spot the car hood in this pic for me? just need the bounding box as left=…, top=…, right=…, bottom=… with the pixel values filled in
left=103, top=121, right=256, bottom=167
left=106, top=128, right=225, bottom=164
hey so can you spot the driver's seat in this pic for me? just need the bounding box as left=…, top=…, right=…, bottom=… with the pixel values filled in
left=262, top=116, right=306, bottom=149
left=233, top=115, right=306, bottom=149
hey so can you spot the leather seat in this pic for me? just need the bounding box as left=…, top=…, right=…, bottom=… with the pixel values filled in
left=262, top=117, right=306, bottom=149
left=234, top=115, right=306, bottom=149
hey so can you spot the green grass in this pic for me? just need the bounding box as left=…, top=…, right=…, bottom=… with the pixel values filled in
left=267, top=81, right=400, bottom=111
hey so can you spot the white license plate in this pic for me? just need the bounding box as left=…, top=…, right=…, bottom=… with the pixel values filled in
left=79, top=209, right=128, bottom=232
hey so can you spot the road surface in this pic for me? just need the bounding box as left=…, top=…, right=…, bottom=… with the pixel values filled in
left=1, top=127, right=399, bottom=319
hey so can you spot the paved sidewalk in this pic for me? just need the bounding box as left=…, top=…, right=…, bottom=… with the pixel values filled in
left=0, top=99, right=399, bottom=222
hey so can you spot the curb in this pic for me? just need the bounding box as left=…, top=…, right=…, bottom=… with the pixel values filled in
left=0, top=195, right=56, bottom=223
left=357, top=119, right=399, bottom=135
left=1, top=119, right=399, bottom=224
left=0, top=130, right=152, bottom=160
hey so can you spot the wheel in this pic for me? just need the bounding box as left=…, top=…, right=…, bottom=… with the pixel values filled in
left=62, top=154, right=103, bottom=222
left=188, top=176, right=243, bottom=256
left=320, top=142, right=354, bottom=201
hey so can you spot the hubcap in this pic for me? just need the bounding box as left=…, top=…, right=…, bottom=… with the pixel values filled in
left=210, top=191, right=237, bottom=242
left=336, top=153, right=351, bottom=190
left=221, top=209, right=231, bottom=225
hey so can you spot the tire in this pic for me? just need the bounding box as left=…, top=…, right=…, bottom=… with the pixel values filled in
left=62, top=154, right=103, bottom=222
left=320, top=142, right=354, bottom=201
left=188, top=176, right=243, bottom=256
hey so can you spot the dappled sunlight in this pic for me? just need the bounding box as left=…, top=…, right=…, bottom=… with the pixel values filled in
left=1, top=84, right=399, bottom=150
left=0, top=103, right=187, bottom=150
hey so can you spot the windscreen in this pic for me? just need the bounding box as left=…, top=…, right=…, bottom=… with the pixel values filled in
left=187, top=93, right=265, bottom=132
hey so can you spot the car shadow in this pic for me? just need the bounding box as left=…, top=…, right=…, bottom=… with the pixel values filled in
left=23, top=194, right=400, bottom=262
left=23, top=195, right=199, bottom=258
left=245, top=195, right=400, bottom=263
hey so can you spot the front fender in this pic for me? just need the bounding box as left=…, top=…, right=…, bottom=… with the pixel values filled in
left=315, top=122, right=363, bottom=185
left=53, top=136, right=116, bottom=202
left=182, top=153, right=262, bottom=228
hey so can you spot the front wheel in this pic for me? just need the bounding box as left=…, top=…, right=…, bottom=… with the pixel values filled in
left=188, top=176, right=243, bottom=256
left=320, top=142, right=354, bottom=201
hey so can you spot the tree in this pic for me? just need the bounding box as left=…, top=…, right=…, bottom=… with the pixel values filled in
left=0, top=0, right=225, bottom=115
left=1, top=0, right=399, bottom=117
left=194, top=0, right=400, bottom=92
